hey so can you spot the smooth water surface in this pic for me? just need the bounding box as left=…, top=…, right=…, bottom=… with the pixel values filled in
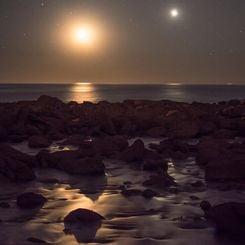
left=0, top=83, right=245, bottom=103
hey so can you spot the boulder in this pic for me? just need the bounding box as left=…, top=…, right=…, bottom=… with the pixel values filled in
left=64, top=157, right=105, bottom=175
left=142, top=189, right=159, bottom=199
left=205, top=156, right=245, bottom=181
left=143, top=173, right=176, bottom=189
left=17, top=192, right=47, bottom=209
left=147, top=127, right=166, bottom=138
left=0, top=125, right=8, bottom=141
left=64, top=208, right=104, bottom=223
left=121, top=189, right=142, bottom=197
left=27, top=237, right=48, bottom=244
left=0, top=143, right=36, bottom=167
left=0, top=144, right=36, bottom=182
left=37, top=150, right=105, bottom=175
left=201, top=202, right=245, bottom=235
left=171, top=121, right=200, bottom=139
left=195, top=138, right=230, bottom=165
left=119, top=139, right=160, bottom=163
left=28, top=135, right=52, bottom=148
left=142, top=159, right=168, bottom=172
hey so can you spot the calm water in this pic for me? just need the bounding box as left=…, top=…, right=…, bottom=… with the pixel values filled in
left=0, top=83, right=245, bottom=103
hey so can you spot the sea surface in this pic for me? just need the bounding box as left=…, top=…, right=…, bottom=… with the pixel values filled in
left=0, top=83, right=245, bottom=103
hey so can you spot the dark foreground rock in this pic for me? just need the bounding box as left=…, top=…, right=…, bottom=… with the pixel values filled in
left=201, top=201, right=245, bottom=235
left=64, top=208, right=104, bottom=223
left=196, top=137, right=245, bottom=182
left=28, top=135, right=52, bottom=148
left=119, top=139, right=161, bottom=163
left=64, top=209, right=104, bottom=243
left=143, top=173, right=176, bottom=189
left=37, top=150, right=105, bottom=175
left=27, top=237, right=48, bottom=244
left=17, top=192, right=47, bottom=209
left=0, top=144, right=36, bottom=182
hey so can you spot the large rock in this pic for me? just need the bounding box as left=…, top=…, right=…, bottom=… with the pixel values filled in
left=205, top=155, right=245, bottom=181
left=201, top=202, right=245, bottom=235
left=28, top=135, right=52, bottom=148
left=64, top=208, right=104, bottom=243
left=119, top=139, right=161, bottom=163
left=142, top=159, right=168, bottom=172
left=37, top=150, right=105, bottom=175
left=195, top=138, right=230, bottom=166
left=0, top=125, right=8, bottom=141
left=17, top=192, right=47, bottom=209
left=171, top=121, right=200, bottom=139
left=143, top=173, right=176, bottom=189
left=0, top=144, right=36, bottom=182
left=0, top=143, right=36, bottom=167
left=64, top=157, right=105, bottom=175
left=147, top=127, right=166, bottom=138
left=64, top=208, right=104, bottom=223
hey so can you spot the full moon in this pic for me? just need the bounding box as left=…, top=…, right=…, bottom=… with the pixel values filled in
left=170, top=9, right=179, bottom=18
left=73, top=26, right=95, bottom=45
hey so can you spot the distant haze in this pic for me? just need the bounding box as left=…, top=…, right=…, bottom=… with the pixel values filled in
left=0, top=0, right=245, bottom=84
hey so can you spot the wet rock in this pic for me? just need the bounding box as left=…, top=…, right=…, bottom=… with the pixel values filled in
left=119, top=139, right=161, bottom=163
left=64, top=208, right=103, bottom=243
left=65, top=157, right=105, bottom=175
left=27, top=237, right=47, bottom=244
left=201, top=202, right=245, bottom=235
left=213, top=129, right=237, bottom=139
left=142, top=159, right=168, bottom=172
left=17, top=192, right=47, bottom=209
left=174, top=216, right=209, bottom=230
left=0, top=143, right=36, bottom=167
left=38, top=177, right=60, bottom=184
left=64, top=208, right=104, bottom=223
left=28, top=135, right=52, bottom=148
left=37, top=150, right=105, bottom=175
left=121, top=189, right=142, bottom=197
left=195, top=138, right=230, bottom=166
left=191, top=180, right=204, bottom=187
left=147, top=127, right=166, bottom=137
left=206, top=156, right=245, bottom=182
left=142, top=189, right=159, bottom=199
left=189, top=195, right=200, bottom=200
left=35, top=95, right=65, bottom=109
left=143, top=173, right=176, bottom=189
left=120, top=139, right=145, bottom=162
left=94, top=135, right=128, bottom=157
left=199, top=121, right=216, bottom=135
left=171, top=120, right=200, bottom=139
left=200, top=200, right=211, bottom=211
left=0, top=202, right=10, bottom=208
left=0, top=125, right=8, bottom=141
left=0, top=144, right=36, bottom=182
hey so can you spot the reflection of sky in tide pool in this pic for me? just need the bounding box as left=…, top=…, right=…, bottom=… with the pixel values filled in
left=1, top=139, right=245, bottom=245
left=1, top=83, right=245, bottom=103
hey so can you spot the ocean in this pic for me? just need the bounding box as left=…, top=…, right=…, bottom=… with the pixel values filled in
left=0, top=83, right=245, bottom=103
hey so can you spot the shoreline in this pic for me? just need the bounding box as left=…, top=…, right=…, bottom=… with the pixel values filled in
left=0, top=95, right=245, bottom=244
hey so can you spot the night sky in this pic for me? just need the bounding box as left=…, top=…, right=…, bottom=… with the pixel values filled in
left=0, top=0, right=245, bottom=84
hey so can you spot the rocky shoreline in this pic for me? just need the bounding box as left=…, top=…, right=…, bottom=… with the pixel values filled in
left=1, top=95, right=245, bottom=244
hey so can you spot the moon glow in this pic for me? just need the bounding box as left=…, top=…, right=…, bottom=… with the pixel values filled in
left=73, top=26, right=95, bottom=45
left=170, top=9, right=179, bottom=18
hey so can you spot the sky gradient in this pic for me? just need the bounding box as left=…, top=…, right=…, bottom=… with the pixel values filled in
left=0, top=0, right=245, bottom=84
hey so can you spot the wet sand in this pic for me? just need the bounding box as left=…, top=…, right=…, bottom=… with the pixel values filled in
left=1, top=138, right=245, bottom=245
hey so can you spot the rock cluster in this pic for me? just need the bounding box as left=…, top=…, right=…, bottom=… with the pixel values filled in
left=0, top=96, right=245, bottom=241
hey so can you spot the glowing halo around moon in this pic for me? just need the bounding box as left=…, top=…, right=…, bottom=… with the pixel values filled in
left=56, top=18, right=104, bottom=54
